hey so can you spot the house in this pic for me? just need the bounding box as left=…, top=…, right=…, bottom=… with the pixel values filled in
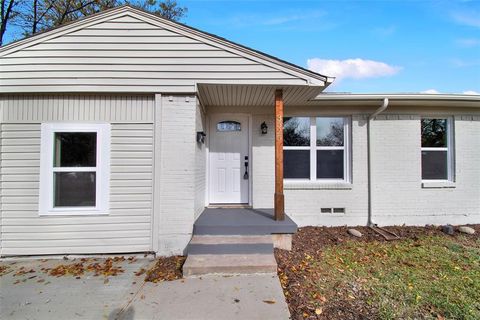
left=1, top=6, right=479, bottom=259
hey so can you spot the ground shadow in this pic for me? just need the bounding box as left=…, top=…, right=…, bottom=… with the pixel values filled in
left=108, top=306, right=135, bottom=320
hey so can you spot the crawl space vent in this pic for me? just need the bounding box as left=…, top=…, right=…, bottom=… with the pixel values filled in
left=321, top=208, right=346, bottom=214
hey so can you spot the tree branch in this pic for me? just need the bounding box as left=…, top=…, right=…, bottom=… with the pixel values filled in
left=0, top=0, right=16, bottom=46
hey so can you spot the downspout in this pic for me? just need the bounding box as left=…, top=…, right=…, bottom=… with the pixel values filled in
left=367, top=98, right=389, bottom=227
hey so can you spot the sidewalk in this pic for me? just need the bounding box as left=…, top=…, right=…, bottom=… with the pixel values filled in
left=0, top=258, right=290, bottom=320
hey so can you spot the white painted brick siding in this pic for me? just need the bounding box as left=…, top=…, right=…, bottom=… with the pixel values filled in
left=194, top=102, right=206, bottom=219
left=157, top=95, right=197, bottom=256
left=285, top=116, right=369, bottom=226
left=371, top=115, right=480, bottom=225
left=206, top=106, right=480, bottom=227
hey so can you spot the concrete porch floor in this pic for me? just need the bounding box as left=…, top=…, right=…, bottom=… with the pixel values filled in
left=193, top=208, right=297, bottom=235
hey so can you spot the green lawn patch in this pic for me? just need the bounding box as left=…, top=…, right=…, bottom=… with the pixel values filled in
left=275, top=226, right=480, bottom=320
left=319, top=236, right=480, bottom=319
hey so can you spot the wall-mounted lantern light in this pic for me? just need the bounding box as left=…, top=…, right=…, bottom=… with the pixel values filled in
left=261, top=122, right=268, bottom=135
left=196, top=131, right=206, bottom=144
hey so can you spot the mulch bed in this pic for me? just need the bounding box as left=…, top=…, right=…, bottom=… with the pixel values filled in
left=275, top=224, right=480, bottom=320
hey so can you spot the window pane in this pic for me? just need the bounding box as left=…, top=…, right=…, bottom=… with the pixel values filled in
left=283, top=117, right=310, bottom=146
left=54, top=132, right=96, bottom=167
left=422, top=151, right=448, bottom=180
left=317, top=150, right=344, bottom=179
left=54, top=172, right=96, bottom=207
left=284, top=150, right=310, bottom=179
left=217, top=121, right=241, bottom=132
left=421, top=119, right=447, bottom=147
left=316, top=117, right=344, bottom=146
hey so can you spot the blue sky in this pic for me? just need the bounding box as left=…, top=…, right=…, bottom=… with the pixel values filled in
left=180, top=0, right=480, bottom=94
left=3, top=0, right=479, bottom=94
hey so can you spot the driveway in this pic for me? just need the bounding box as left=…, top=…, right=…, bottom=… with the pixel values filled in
left=0, top=256, right=290, bottom=320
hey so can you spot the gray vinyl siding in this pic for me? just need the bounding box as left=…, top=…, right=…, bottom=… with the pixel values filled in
left=0, top=95, right=154, bottom=255
left=0, top=94, right=153, bottom=122
left=0, top=14, right=307, bottom=93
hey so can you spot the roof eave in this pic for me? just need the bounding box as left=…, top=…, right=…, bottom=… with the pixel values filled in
left=313, top=93, right=480, bottom=102
left=0, top=5, right=332, bottom=87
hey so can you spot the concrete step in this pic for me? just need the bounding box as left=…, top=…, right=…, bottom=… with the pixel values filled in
left=189, top=235, right=273, bottom=245
left=183, top=254, right=277, bottom=276
left=193, top=225, right=272, bottom=235
left=187, top=243, right=273, bottom=255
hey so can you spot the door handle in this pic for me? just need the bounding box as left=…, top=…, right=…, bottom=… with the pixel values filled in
left=243, top=156, right=249, bottom=180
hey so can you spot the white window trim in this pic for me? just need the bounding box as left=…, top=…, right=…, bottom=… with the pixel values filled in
left=421, top=117, right=454, bottom=183
left=39, top=123, right=110, bottom=216
left=284, top=117, right=351, bottom=183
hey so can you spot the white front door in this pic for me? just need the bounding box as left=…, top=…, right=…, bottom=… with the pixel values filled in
left=209, top=114, right=249, bottom=204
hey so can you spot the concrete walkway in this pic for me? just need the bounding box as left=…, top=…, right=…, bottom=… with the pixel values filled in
left=0, top=257, right=290, bottom=320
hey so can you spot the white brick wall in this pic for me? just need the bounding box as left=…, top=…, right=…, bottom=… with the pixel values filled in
left=194, top=102, right=206, bottom=219
left=206, top=107, right=480, bottom=227
left=285, top=116, right=369, bottom=227
left=371, top=115, right=480, bottom=226
left=252, top=114, right=275, bottom=208
left=157, top=95, right=197, bottom=256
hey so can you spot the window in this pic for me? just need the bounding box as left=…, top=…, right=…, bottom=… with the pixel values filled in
left=283, top=117, right=349, bottom=181
left=421, top=118, right=453, bottom=181
left=217, top=121, right=241, bottom=132
left=39, top=123, right=110, bottom=215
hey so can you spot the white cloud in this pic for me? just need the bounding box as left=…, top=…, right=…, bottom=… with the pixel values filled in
left=263, top=11, right=326, bottom=26
left=453, top=11, right=480, bottom=28
left=463, top=90, right=480, bottom=95
left=307, top=58, right=401, bottom=81
left=420, top=90, right=480, bottom=95
left=373, top=25, right=396, bottom=37
left=227, top=10, right=326, bottom=28
left=421, top=89, right=441, bottom=94
left=456, top=38, right=480, bottom=47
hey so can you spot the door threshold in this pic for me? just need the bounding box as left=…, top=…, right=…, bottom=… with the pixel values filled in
left=207, top=204, right=252, bottom=209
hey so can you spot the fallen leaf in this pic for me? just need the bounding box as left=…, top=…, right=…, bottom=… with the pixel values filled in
left=263, top=300, right=276, bottom=304
left=315, top=308, right=323, bottom=315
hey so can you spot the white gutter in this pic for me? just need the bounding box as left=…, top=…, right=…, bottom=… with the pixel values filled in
left=313, top=93, right=480, bottom=102
left=367, top=98, right=389, bottom=227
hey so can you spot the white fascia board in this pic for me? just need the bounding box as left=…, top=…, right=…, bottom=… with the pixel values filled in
left=313, top=93, right=480, bottom=103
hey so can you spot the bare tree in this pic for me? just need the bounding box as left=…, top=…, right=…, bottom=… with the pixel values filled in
left=0, top=0, right=17, bottom=45
left=125, top=0, right=187, bottom=21
left=1, top=0, right=187, bottom=46
left=18, top=0, right=117, bottom=37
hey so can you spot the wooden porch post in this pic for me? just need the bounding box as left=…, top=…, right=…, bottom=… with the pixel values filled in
left=274, top=89, right=285, bottom=221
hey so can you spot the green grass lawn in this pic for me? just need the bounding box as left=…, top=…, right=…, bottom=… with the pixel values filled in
left=315, top=235, right=480, bottom=319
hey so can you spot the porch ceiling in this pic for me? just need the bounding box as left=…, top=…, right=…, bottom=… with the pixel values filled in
left=197, top=83, right=324, bottom=108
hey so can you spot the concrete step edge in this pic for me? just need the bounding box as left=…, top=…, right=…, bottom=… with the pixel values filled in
left=189, top=235, right=273, bottom=245
left=187, top=243, right=273, bottom=255
left=183, top=254, right=278, bottom=276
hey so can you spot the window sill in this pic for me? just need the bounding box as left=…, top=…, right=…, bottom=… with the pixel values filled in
left=284, top=181, right=353, bottom=190
left=39, top=211, right=109, bottom=216
left=421, top=181, right=456, bottom=189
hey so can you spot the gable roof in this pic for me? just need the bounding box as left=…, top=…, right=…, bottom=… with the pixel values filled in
left=0, top=6, right=333, bottom=94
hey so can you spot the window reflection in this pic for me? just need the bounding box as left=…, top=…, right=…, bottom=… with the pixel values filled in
left=217, top=121, right=241, bottom=132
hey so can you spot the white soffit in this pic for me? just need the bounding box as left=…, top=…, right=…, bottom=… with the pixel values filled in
left=197, top=84, right=325, bottom=107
